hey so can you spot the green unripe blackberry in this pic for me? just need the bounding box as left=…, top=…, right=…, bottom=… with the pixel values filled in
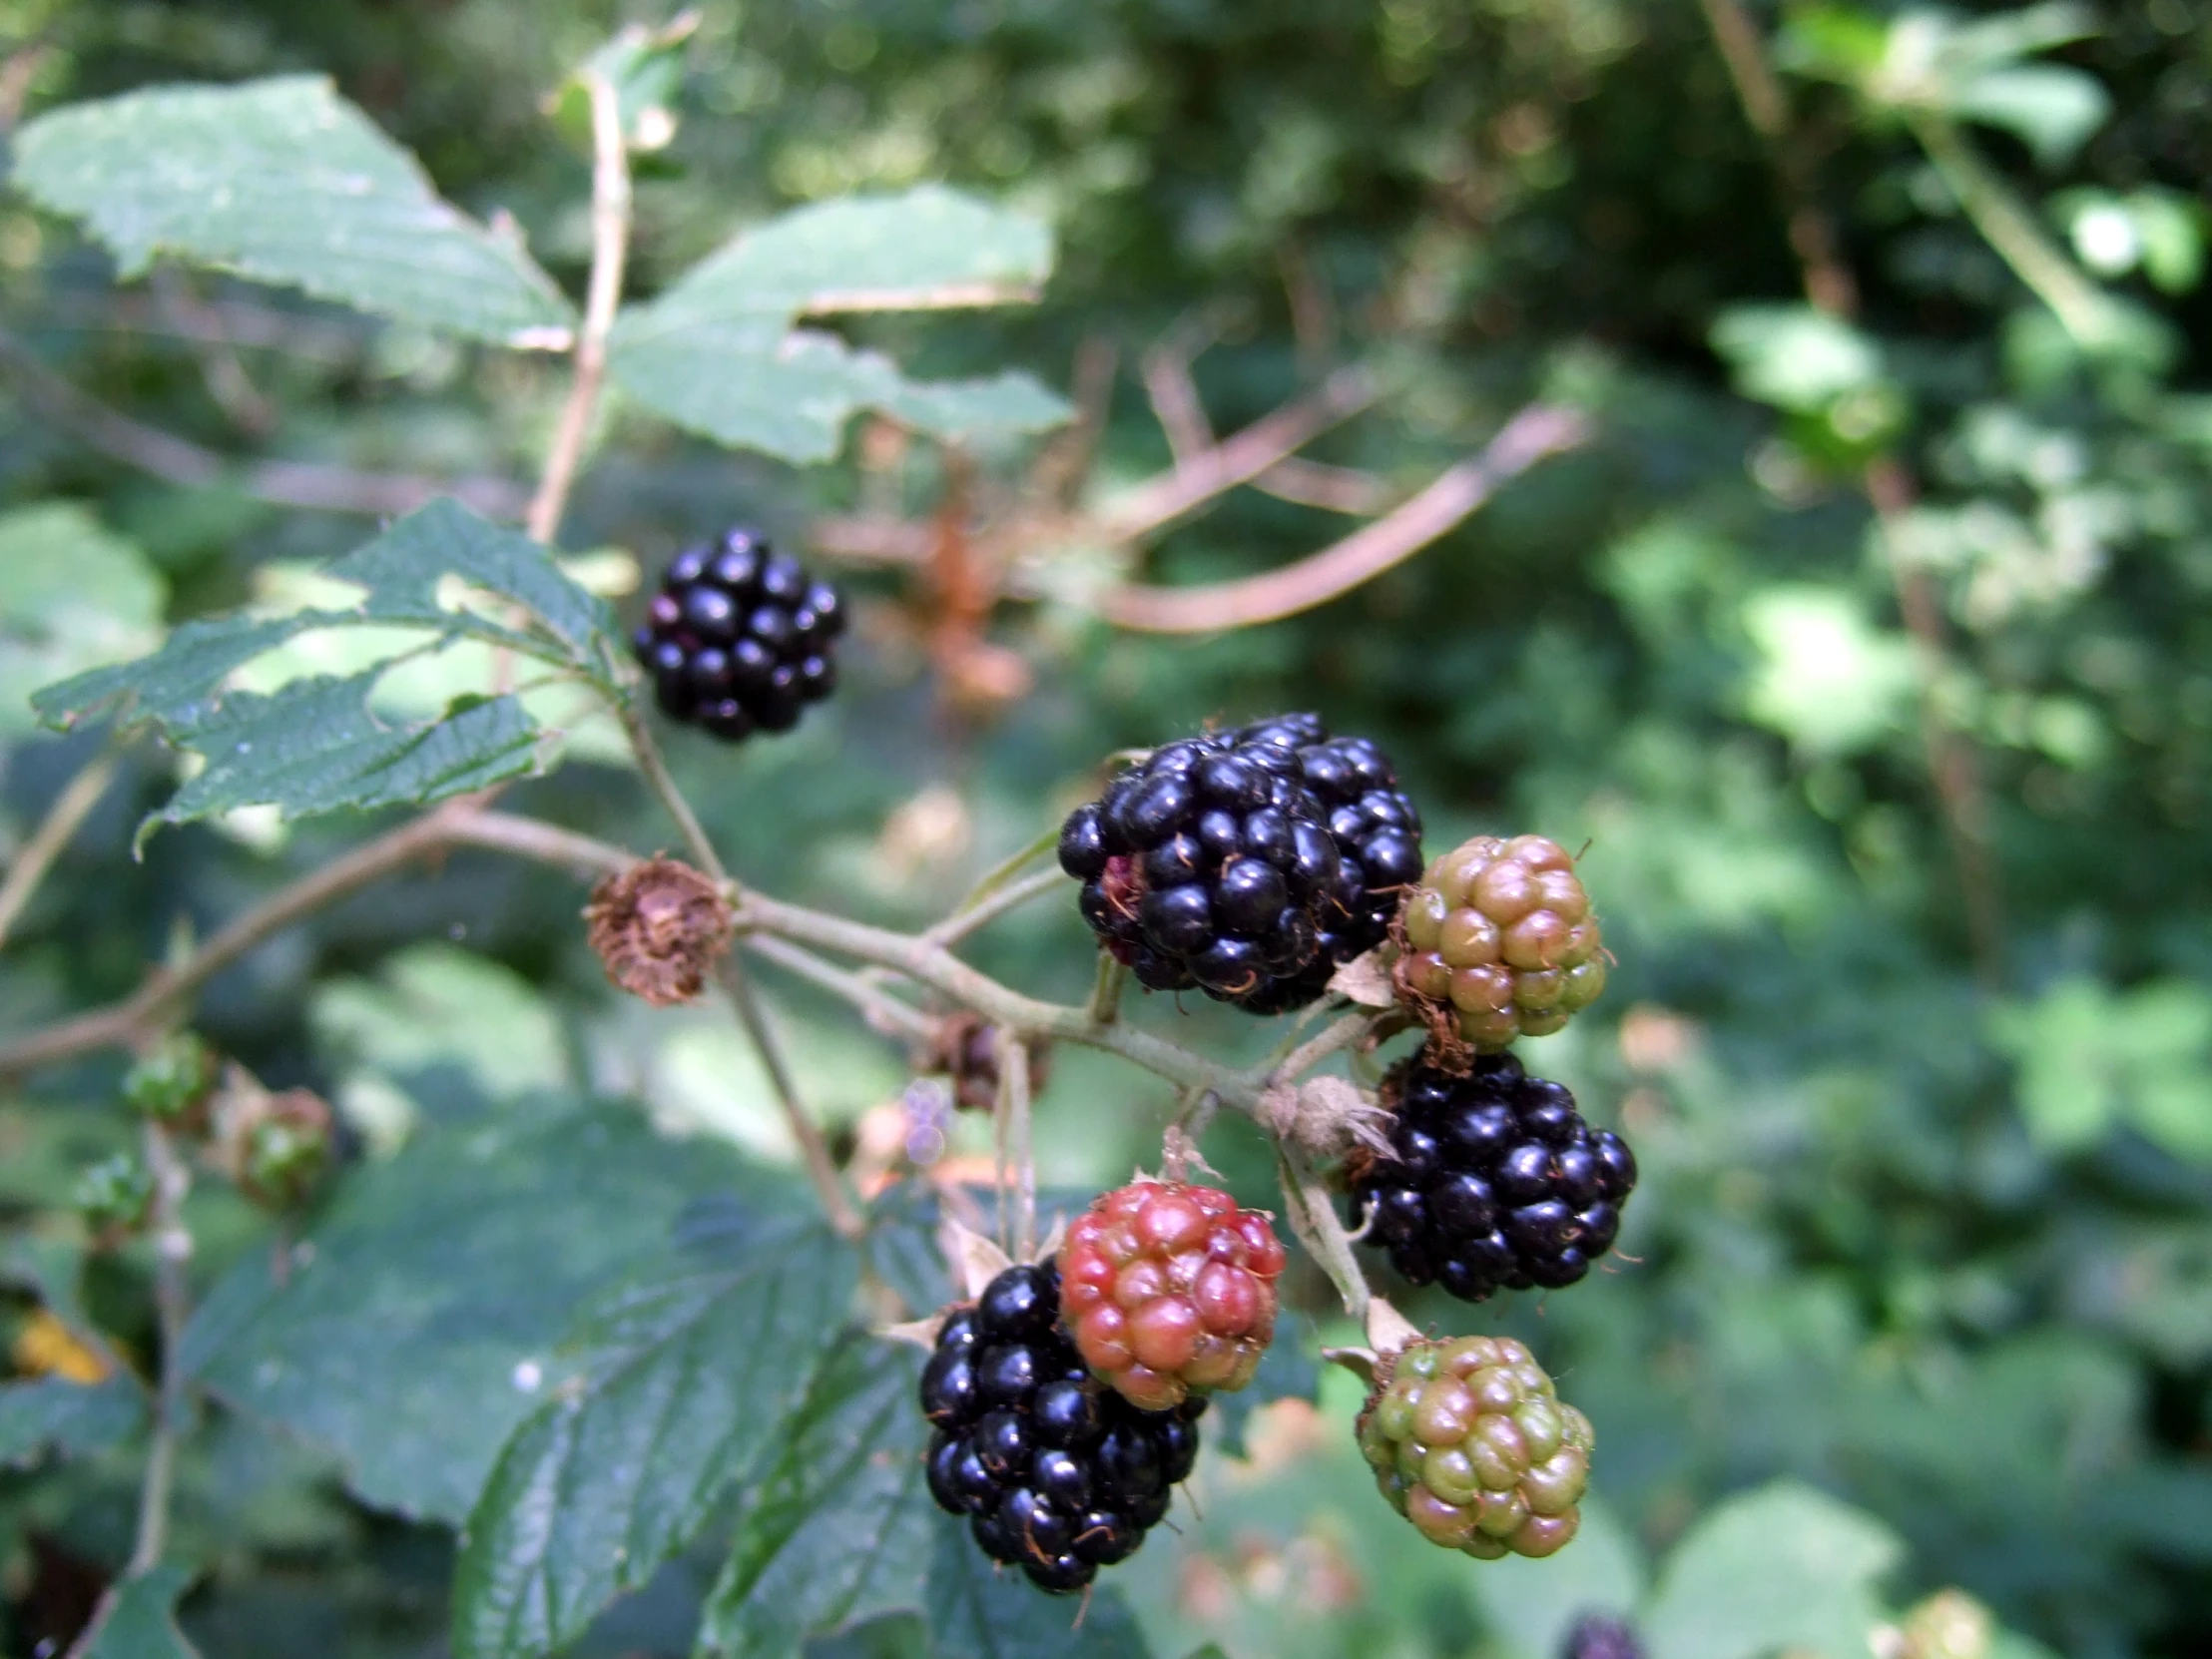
left=121, top=1034, right=217, bottom=1124
left=1395, top=835, right=1606, bottom=1053
left=1356, top=1334, right=1592, bottom=1560
left=74, top=1153, right=155, bottom=1243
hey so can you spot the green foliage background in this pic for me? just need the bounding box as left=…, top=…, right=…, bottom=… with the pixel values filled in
left=1, top=1, right=2209, bottom=1656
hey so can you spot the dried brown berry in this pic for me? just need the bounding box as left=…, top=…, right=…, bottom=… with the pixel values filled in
left=1394, top=835, right=1606, bottom=1060
left=585, top=855, right=735, bottom=1006
left=923, top=1012, right=1053, bottom=1113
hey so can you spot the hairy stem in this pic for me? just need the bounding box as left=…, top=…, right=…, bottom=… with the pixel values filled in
left=0, top=750, right=118, bottom=951
left=998, top=1030, right=1035, bottom=1260
left=1087, top=952, right=1126, bottom=1026
left=714, top=955, right=862, bottom=1240
left=743, top=932, right=937, bottom=1041
left=919, top=865, right=1066, bottom=948
left=1276, top=1145, right=1371, bottom=1318
left=526, top=69, right=632, bottom=546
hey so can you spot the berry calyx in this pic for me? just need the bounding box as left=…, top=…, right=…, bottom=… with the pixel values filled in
left=1348, top=1051, right=1637, bottom=1304
left=583, top=854, right=735, bottom=1007
left=122, top=1034, right=216, bottom=1125
left=631, top=528, right=845, bottom=743
left=1057, top=714, right=1420, bottom=1015
left=920, top=1261, right=1202, bottom=1594
left=1357, top=1334, right=1592, bottom=1560
left=1059, top=1179, right=1288, bottom=1411
left=1394, top=834, right=1606, bottom=1055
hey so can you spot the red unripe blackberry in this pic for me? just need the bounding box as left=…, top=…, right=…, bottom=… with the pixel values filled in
left=1059, top=1180, right=1287, bottom=1411
left=631, top=528, right=845, bottom=742
left=919, top=1262, right=1203, bottom=1595
left=1349, top=1051, right=1636, bottom=1304
left=1395, top=834, right=1605, bottom=1052
left=1057, top=714, right=1420, bottom=1014
left=1357, top=1334, right=1592, bottom=1560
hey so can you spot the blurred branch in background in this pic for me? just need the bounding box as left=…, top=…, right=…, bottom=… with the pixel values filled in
left=1697, top=0, right=2006, bottom=988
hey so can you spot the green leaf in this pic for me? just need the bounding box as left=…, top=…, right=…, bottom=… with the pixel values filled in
left=453, top=1218, right=858, bottom=1659
left=30, top=499, right=617, bottom=842
left=85, top=1564, right=201, bottom=1659
left=1709, top=304, right=1885, bottom=414
left=181, top=1095, right=781, bottom=1524
left=696, top=1337, right=938, bottom=1659
left=609, top=186, right=1069, bottom=463
left=1642, top=1480, right=1902, bottom=1659
left=923, top=1523, right=1153, bottom=1659
left=0, top=504, right=166, bottom=738
left=12, top=76, right=573, bottom=348
left=0, top=1375, right=147, bottom=1468
left=1948, top=65, right=2109, bottom=168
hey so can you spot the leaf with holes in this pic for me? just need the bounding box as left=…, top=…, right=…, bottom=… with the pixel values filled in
left=451, top=1218, right=858, bottom=1659
left=0, top=503, right=166, bottom=738
left=609, top=186, right=1069, bottom=462
left=12, top=76, right=573, bottom=348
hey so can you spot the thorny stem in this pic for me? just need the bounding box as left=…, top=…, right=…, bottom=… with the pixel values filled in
left=714, top=955, right=862, bottom=1240
left=525, top=69, right=631, bottom=547
left=1276, top=1146, right=1370, bottom=1318
left=0, top=750, right=118, bottom=951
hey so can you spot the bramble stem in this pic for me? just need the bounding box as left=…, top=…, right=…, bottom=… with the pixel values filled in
left=1087, top=952, right=1126, bottom=1026
left=1277, top=1146, right=1371, bottom=1318
left=714, top=955, right=862, bottom=1240
left=998, top=1030, right=1036, bottom=1260
left=526, top=69, right=631, bottom=546
left=919, top=866, right=1066, bottom=948
left=0, top=749, right=118, bottom=951
left=743, top=933, right=937, bottom=1041
left=131, top=1118, right=191, bottom=1573
left=617, top=703, right=730, bottom=885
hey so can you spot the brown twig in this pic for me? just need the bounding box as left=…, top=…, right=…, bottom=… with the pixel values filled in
left=525, top=68, right=631, bottom=547
left=1697, top=0, right=2004, bottom=986
left=0, top=326, right=527, bottom=518
left=1100, top=402, right=1589, bottom=633
left=0, top=750, right=118, bottom=951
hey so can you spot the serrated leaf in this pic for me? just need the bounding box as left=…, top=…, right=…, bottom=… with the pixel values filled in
left=923, top=1523, right=1153, bottom=1659
left=29, top=499, right=617, bottom=840
left=453, top=1219, right=858, bottom=1659
left=1642, top=1480, right=1902, bottom=1659
left=609, top=186, right=1067, bottom=463
left=0, top=1375, right=147, bottom=1468
left=85, top=1564, right=201, bottom=1659
left=13, top=76, right=573, bottom=348
left=696, top=1337, right=937, bottom=1659
left=182, top=1095, right=784, bottom=1523
left=149, top=677, right=542, bottom=840
left=0, top=504, right=166, bottom=737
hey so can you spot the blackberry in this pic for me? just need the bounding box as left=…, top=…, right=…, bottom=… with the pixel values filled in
left=1357, top=1334, right=1592, bottom=1560
left=1060, top=1179, right=1287, bottom=1410
left=631, top=528, right=845, bottom=743
left=1395, top=834, right=1605, bottom=1053
left=920, top=1262, right=1203, bottom=1594
left=1561, top=1615, right=1646, bottom=1659
left=1349, top=1052, right=1637, bottom=1304
left=1057, top=714, right=1419, bottom=1014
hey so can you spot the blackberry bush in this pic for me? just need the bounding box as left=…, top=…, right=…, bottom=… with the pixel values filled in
left=1356, top=1333, right=1592, bottom=1559
left=1059, top=1179, right=1287, bottom=1410
left=1349, top=1052, right=1637, bottom=1303
left=920, top=1262, right=1202, bottom=1593
left=1057, top=714, right=1421, bottom=1013
left=1395, top=834, right=1607, bottom=1053
left=631, top=528, right=845, bottom=742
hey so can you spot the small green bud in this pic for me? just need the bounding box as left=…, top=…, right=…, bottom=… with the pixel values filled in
left=122, top=1035, right=217, bottom=1123
left=73, top=1153, right=155, bottom=1242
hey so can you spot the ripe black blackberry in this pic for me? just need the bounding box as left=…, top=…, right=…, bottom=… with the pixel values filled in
left=1056, top=715, right=1420, bottom=1014
left=920, top=1262, right=1201, bottom=1594
left=1348, top=1051, right=1637, bottom=1303
left=631, top=528, right=845, bottom=743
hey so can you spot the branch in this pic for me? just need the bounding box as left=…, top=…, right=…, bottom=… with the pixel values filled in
left=131, top=1120, right=192, bottom=1573
left=0, top=750, right=118, bottom=951
left=742, top=932, right=937, bottom=1041
left=617, top=703, right=730, bottom=884
left=1099, top=403, right=1589, bottom=633
left=526, top=69, right=632, bottom=546
left=0, top=326, right=527, bottom=518
left=917, top=865, right=1065, bottom=949
left=1098, top=363, right=1379, bottom=542
left=714, top=955, right=863, bottom=1240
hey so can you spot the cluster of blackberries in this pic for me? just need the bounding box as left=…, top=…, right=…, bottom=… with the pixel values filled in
left=1350, top=1053, right=1636, bottom=1304
left=921, top=1263, right=1200, bottom=1594
left=1057, top=714, right=1422, bottom=1014
left=632, top=529, right=844, bottom=743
